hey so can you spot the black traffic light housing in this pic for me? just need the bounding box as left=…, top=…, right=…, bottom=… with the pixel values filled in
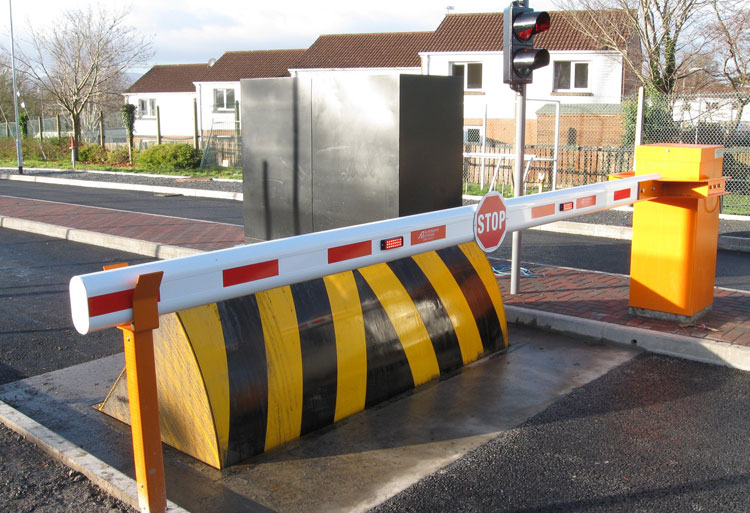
left=503, top=2, right=551, bottom=91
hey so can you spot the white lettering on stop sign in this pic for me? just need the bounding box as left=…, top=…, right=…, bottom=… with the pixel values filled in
left=474, top=191, right=508, bottom=253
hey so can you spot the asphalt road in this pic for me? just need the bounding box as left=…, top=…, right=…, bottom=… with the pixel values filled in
left=0, top=229, right=152, bottom=385
left=0, top=179, right=244, bottom=225
left=371, top=352, right=750, bottom=513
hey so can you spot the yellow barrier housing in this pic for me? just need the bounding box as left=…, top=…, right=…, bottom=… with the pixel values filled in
left=98, top=242, right=508, bottom=468
left=627, top=144, right=726, bottom=322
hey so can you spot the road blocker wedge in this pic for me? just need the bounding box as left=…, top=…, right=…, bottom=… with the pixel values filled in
left=97, top=242, right=508, bottom=468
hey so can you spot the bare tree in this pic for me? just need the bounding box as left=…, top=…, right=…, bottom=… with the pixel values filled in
left=17, top=5, right=152, bottom=156
left=708, top=0, right=750, bottom=131
left=554, top=0, right=710, bottom=96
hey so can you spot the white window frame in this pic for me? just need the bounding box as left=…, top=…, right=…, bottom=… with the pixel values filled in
left=451, top=62, right=483, bottom=91
left=137, top=98, right=156, bottom=118
left=553, top=61, right=590, bottom=92
left=214, top=88, right=236, bottom=111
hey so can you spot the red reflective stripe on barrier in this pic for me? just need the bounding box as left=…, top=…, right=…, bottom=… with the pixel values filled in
left=411, top=225, right=447, bottom=245
left=614, top=189, right=631, bottom=201
left=577, top=195, right=597, bottom=209
left=532, top=204, right=555, bottom=219
left=223, top=260, right=279, bottom=287
left=88, top=289, right=134, bottom=317
left=328, top=241, right=372, bottom=264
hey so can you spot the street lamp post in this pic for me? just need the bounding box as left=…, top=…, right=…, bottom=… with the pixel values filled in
left=9, top=0, right=23, bottom=174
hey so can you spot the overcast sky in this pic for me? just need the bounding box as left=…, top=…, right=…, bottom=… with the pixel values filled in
left=4, top=0, right=559, bottom=72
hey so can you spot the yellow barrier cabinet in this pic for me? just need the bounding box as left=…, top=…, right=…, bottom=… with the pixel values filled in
left=630, top=143, right=725, bottom=322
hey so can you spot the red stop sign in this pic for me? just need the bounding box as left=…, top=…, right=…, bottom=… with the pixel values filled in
left=474, top=191, right=507, bottom=252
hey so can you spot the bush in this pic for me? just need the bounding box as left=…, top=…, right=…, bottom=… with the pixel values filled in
left=136, top=143, right=201, bottom=171
left=106, top=146, right=133, bottom=165
left=78, top=143, right=107, bottom=162
left=0, top=137, right=69, bottom=162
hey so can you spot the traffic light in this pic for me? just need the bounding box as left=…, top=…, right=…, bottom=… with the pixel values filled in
left=503, top=2, right=551, bottom=90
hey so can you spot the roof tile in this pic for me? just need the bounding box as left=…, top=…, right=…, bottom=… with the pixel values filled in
left=424, top=11, right=625, bottom=53
left=295, top=32, right=433, bottom=69
left=201, top=49, right=307, bottom=82
left=125, top=63, right=210, bottom=93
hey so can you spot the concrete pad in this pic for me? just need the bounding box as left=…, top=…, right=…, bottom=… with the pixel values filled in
left=0, top=326, right=637, bottom=513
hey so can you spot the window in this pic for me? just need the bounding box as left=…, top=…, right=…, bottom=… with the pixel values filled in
left=214, top=88, right=236, bottom=110
left=452, top=63, right=483, bottom=90
left=464, top=127, right=483, bottom=144
left=553, top=61, right=589, bottom=91
left=137, top=99, right=156, bottom=118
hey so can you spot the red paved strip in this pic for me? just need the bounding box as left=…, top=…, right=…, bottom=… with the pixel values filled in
left=531, top=204, right=555, bottom=219
left=411, top=225, right=446, bottom=245
left=223, top=260, right=279, bottom=287
left=0, top=196, right=243, bottom=251
left=88, top=289, right=134, bottom=317
left=328, top=241, right=372, bottom=264
left=614, top=189, right=631, bottom=201
left=577, top=195, right=597, bottom=209
left=495, top=262, right=750, bottom=348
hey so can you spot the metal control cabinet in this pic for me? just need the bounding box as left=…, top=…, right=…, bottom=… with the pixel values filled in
left=241, top=74, right=463, bottom=242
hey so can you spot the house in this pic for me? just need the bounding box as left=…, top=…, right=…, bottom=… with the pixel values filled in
left=194, top=49, right=306, bottom=137
left=123, top=63, right=211, bottom=144
left=418, top=11, right=639, bottom=146
left=124, top=50, right=305, bottom=145
left=289, top=31, right=432, bottom=77
left=126, top=9, right=638, bottom=150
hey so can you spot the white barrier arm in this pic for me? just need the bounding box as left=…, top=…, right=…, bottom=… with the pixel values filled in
left=69, top=173, right=660, bottom=334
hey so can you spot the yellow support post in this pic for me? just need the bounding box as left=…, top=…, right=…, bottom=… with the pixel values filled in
left=629, top=144, right=726, bottom=322
left=117, top=271, right=167, bottom=513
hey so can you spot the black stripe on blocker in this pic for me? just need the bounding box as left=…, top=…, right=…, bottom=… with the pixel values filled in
left=353, top=270, right=415, bottom=408
left=386, top=257, right=464, bottom=374
left=290, top=279, right=338, bottom=436
left=217, top=295, right=269, bottom=464
left=436, top=246, right=504, bottom=353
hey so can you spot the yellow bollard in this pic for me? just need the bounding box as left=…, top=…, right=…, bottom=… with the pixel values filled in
left=629, top=144, right=726, bottom=322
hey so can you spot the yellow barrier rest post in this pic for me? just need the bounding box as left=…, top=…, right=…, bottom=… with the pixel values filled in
left=118, top=271, right=167, bottom=513
left=628, top=143, right=726, bottom=322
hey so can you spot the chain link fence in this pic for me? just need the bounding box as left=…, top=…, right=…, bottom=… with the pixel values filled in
left=464, top=91, right=750, bottom=215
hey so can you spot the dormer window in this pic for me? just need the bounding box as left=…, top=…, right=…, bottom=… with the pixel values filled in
left=451, top=62, right=483, bottom=90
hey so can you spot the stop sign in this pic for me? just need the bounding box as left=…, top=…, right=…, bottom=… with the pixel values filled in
left=474, top=191, right=507, bottom=252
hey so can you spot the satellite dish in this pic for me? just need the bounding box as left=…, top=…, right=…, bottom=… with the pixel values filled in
left=208, top=58, right=216, bottom=67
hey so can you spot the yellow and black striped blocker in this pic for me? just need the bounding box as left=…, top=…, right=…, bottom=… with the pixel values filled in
left=99, top=242, right=508, bottom=468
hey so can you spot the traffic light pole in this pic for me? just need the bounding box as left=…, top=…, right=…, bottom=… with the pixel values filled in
left=510, top=83, right=526, bottom=295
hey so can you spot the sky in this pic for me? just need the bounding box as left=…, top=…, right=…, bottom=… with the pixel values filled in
left=4, top=0, right=559, bottom=73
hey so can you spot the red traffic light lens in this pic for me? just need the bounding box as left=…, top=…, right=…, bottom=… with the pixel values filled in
left=513, top=11, right=551, bottom=41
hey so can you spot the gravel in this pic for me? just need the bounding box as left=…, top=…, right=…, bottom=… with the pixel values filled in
left=0, top=423, right=136, bottom=513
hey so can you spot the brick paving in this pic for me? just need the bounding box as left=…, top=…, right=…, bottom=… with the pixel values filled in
left=493, top=260, right=750, bottom=348
left=2, top=195, right=749, bottom=350
left=0, top=196, right=243, bottom=251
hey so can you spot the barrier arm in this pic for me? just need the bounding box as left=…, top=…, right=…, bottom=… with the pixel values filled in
left=69, top=172, right=661, bottom=335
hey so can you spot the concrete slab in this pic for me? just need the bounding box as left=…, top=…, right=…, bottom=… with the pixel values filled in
left=0, top=326, right=637, bottom=512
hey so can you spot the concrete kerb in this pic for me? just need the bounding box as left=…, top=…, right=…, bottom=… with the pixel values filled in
left=505, top=305, right=750, bottom=371
left=0, top=215, right=203, bottom=260
left=0, top=401, right=189, bottom=513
